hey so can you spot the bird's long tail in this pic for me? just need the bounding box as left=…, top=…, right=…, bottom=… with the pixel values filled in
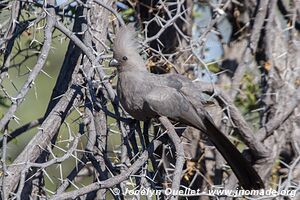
left=198, top=117, right=264, bottom=189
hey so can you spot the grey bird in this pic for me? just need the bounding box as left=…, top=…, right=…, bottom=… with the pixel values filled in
left=110, top=25, right=264, bottom=190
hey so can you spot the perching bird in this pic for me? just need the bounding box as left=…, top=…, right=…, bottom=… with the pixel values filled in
left=110, top=25, right=264, bottom=190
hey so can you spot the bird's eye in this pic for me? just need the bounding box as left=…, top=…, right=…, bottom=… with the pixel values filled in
left=122, top=56, right=128, bottom=61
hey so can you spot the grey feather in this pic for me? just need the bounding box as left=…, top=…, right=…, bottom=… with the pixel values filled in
left=113, top=25, right=147, bottom=71
left=113, top=25, right=264, bottom=190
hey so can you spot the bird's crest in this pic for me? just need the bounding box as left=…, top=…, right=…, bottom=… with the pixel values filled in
left=113, top=24, right=146, bottom=70
left=113, top=24, right=137, bottom=57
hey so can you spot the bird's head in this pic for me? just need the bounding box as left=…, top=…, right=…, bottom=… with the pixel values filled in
left=109, top=24, right=147, bottom=71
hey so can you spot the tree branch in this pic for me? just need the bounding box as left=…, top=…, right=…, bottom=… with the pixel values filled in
left=159, top=116, right=185, bottom=200
left=50, top=139, right=162, bottom=200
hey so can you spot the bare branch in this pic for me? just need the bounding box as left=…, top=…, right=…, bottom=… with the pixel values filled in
left=0, top=12, right=52, bottom=131
left=50, top=139, right=162, bottom=200
left=159, top=116, right=185, bottom=200
left=0, top=118, right=43, bottom=148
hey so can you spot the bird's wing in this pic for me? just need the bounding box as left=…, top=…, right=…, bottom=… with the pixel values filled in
left=144, top=86, right=185, bottom=119
left=144, top=86, right=207, bottom=132
left=160, top=73, right=213, bottom=104
left=144, top=82, right=264, bottom=190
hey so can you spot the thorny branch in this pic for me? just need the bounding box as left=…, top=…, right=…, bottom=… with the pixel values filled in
left=159, top=116, right=185, bottom=200
left=1, top=0, right=300, bottom=199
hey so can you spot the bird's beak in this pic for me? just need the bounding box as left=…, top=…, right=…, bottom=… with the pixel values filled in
left=109, top=58, right=120, bottom=67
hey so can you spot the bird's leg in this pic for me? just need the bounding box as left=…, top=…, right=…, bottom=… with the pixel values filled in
left=128, top=122, right=139, bottom=156
left=135, top=121, right=146, bottom=150
left=143, top=120, right=150, bottom=147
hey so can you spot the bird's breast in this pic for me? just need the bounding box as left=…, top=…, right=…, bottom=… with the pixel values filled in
left=117, top=74, right=153, bottom=121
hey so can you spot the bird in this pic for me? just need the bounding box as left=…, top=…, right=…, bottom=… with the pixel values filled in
left=109, top=24, right=264, bottom=190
